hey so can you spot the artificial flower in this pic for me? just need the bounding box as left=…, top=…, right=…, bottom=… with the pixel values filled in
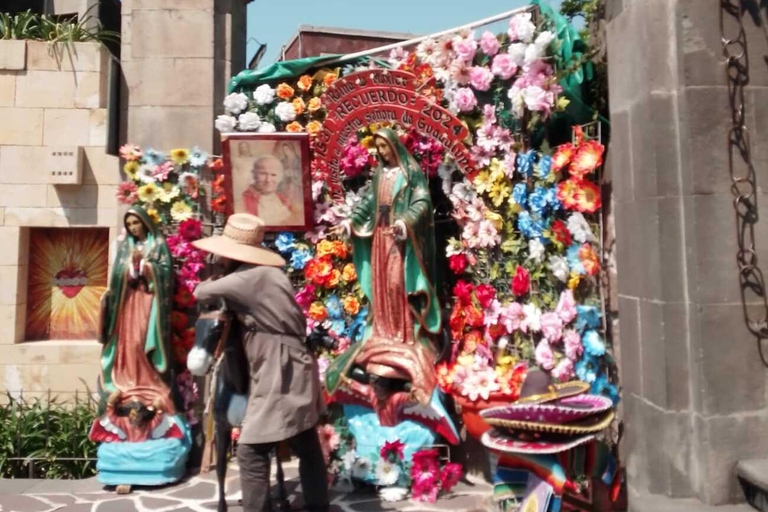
left=295, top=284, right=316, bottom=309
left=469, top=66, right=494, bottom=91
left=275, top=101, right=298, bottom=122
left=550, top=255, right=570, bottom=282
left=146, top=207, right=161, bottom=224
left=480, top=30, right=500, bottom=56
left=286, top=121, right=303, bottom=133
left=453, top=33, right=478, bottom=62
left=580, top=243, right=600, bottom=276
left=522, top=303, right=542, bottom=332
left=416, top=38, right=439, bottom=64
left=179, top=218, right=203, bottom=240
left=174, top=286, right=196, bottom=308
left=552, top=358, right=575, bottom=381
left=380, top=439, right=405, bottom=461
left=309, top=301, right=328, bottom=321
left=137, top=182, right=161, bottom=203
left=293, top=97, right=306, bottom=115
left=352, top=457, right=372, bottom=480
left=460, top=366, right=500, bottom=401
left=343, top=296, right=361, bottom=315
left=323, top=72, right=337, bottom=87
left=237, top=111, right=261, bottom=131
left=119, top=144, right=142, bottom=161
left=453, top=280, right=474, bottom=305
left=567, top=212, right=596, bottom=243
left=454, top=87, right=477, bottom=112
left=574, top=180, right=602, bottom=213
left=474, top=284, right=495, bottom=309
left=491, top=53, right=518, bottom=80
left=583, top=330, right=606, bottom=356
left=307, top=120, right=323, bottom=137
left=317, top=424, right=340, bottom=463
left=570, top=140, right=605, bottom=180
left=552, top=142, right=576, bottom=172
left=170, top=148, right=189, bottom=165
left=123, top=160, right=140, bottom=180
left=223, top=92, right=249, bottom=115
left=528, top=238, right=546, bottom=265
left=375, top=461, right=401, bottom=486
left=341, top=263, right=357, bottom=282
left=159, top=183, right=181, bottom=203
left=564, top=329, right=583, bottom=361
left=170, top=201, right=194, bottom=222
left=556, top=289, right=578, bottom=324
left=116, top=182, right=138, bottom=205
left=551, top=219, right=572, bottom=247
left=152, top=161, right=174, bottom=182
left=276, top=83, right=294, bottom=99
left=258, top=122, right=277, bottom=133
left=534, top=340, right=555, bottom=370
left=511, top=266, right=530, bottom=297
left=540, top=312, right=564, bottom=343
left=136, top=164, right=156, bottom=184
left=379, top=487, right=408, bottom=502
left=253, top=84, right=275, bottom=105
left=296, top=74, right=313, bottom=92
left=215, top=114, right=237, bottom=132
left=508, top=12, right=535, bottom=43
left=557, top=178, right=580, bottom=209
left=440, top=463, right=463, bottom=493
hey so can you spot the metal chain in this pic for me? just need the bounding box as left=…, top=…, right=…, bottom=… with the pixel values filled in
left=720, top=0, right=768, bottom=366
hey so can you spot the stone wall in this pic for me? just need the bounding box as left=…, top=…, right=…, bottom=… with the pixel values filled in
left=607, top=0, right=768, bottom=505
left=0, top=40, right=120, bottom=401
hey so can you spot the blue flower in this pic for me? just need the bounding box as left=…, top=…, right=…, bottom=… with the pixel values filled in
left=546, top=187, right=562, bottom=212
left=512, top=183, right=528, bottom=208
left=325, top=295, right=343, bottom=319
left=591, top=374, right=620, bottom=405
left=537, top=155, right=552, bottom=179
left=189, top=146, right=209, bottom=168
left=330, top=319, right=347, bottom=335
left=566, top=244, right=585, bottom=275
left=347, top=308, right=368, bottom=342
left=575, top=356, right=597, bottom=383
left=575, top=305, right=601, bottom=333
left=144, top=148, right=166, bottom=166
left=528, top=187, right=548, bottom=217
left=583, top=330, right=606, bottom=356
left=290, top=248, right=312, bottom=270
left=517, top=150, right=535, bottom=178
left=275, top=232, right=296, bottom=254
left=517, top=211, right=535, bottom=238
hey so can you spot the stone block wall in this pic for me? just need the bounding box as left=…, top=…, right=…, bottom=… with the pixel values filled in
left=0, top=40, right=120, bottom=401
left=607, top=0, right=768, bottom=505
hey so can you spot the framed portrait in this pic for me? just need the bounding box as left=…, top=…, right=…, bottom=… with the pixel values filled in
left=221, top=133, right=313, bottom=231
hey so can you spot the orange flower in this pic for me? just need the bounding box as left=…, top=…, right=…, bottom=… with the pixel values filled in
left=325, top=268, right=341, bottom=288
left=297, top=74, right=313, bottom=92
left=343, top=295, right=361, bottom=315
left=342, top=263, right=357, bottom=282
left=308, top=97, right=323, bottom=113
left=570, top=140, right=604, bottom=180
left=463, top=330, right=484, bottom=353
left=293, top=97, right=306, bottom=115
left=551, top=143, right=575, bottom=173
left=210, top=158, right=224, bottom=172
left=211, top=195, right=227, bottom=213
left=305, top=256, right=334, bottom=286
left=323, top=73, right=337, bottom=87
left=580, top=243, right=600, bottom=276
left=331, top=240, right=348, bottom=259
left=316, top=240, right=335, bottom=258
left=556, top=178, right=580, bottom=210
left=276, top=83, right=294, bottom=99
left=307, top=120, right=323, bottom=137
left=309, top=301, right=328, bottom=321
left=286, top=121, right=303, bottom=133
left=436, top=362, right=456, bottom=392
left=574, top=179, right=602, bottom=213
left=465, top=304, right=484, bottom=328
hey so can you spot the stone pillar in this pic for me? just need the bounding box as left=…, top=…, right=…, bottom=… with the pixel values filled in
left=120, top=0, right=249, bottom=152
left=608, top=0, right=768, bottom=505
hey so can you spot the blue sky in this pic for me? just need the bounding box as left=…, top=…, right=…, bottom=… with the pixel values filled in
left=246, top=0, right=568, bottom=68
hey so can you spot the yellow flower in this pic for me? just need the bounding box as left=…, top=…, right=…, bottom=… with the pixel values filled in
left=488, top=158, right=505, bottom=183
left=170, top=201, right=193, bottom=222
left=568, top=272, right=581, bottom=290
left=557, top=96, right=571, bottom=110
left=360, top=136, right=374, bottom=149
left=484, top=209, right=504, bottom=230
left=307, top=120, right=322, bottom=136
left=325, top=268, right=341, bottom=288
left=285, top=121, right=303, bottom=133
left=170, top=148, right=190, bottom=165
left=308, top=97, right=323, bottom=113
left=146, top=208, right=161, bottom=225
left=473, top=170, right=493, bottom=195
left=159, top=182, right=181, bottom=203
left=297, top=74, right=313, bottom=92
left=343, top=296, right=361, bottom=315
left=276, top=83, right=294, bottom=99
left=316, top=239, right=335, bottom=258
left=309, top=301, right=327, bottom=321
left=323, top=72, right=337, bottom=87
left=489, top=181, right=511, bottom=207
left=457, top=353, right=475, bottom=367
left=293, top=97, right=306, bottom=115
left=342, top=263, right=357, bottom=282
left=137, top=182, right=161, bottom=203
left=124, top=161, right=140, bottom=180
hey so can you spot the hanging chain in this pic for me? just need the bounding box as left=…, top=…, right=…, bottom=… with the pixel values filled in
left=720, top=0, right=768, bottom=366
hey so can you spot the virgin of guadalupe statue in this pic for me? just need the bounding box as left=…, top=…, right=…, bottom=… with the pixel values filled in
left=326, top=129, right=456, bottom=443
left=90, top=206, right=189, bottom=486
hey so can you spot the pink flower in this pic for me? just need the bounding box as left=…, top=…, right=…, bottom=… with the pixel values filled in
left=563, top=329, right=583, bottom=361
left=317, top=424, right=340, bottom=464
left=479, top=31, right=499, bottom=56
left=523, top=85, right=555, bottom=114
left=453, top=37, right=478, bottom=62
left=552, top=358, right=575, bottom=381
left=454, top=87, right=477, bottom=112
left=116, top=182, right=138, bottom=205
left=450, top=60, right=471, bottom=85
left=440, top=463, right=463, bottom=493
left=483, top=104, right=497, bottom=125
left=152, top=161, right=174, bottom=181
left=469, top=66, right=494, bottom=92
left=508, top=12, right=535, bottom=43
left=476, top=123, right=498, bottom=151
left=491, top=53, right=518, bottom=80
left=535, top=340, right=556, bottom=370
left=178, top=218, right=203, bottom=240
left=470, top=144, right=493, bottom=167
left=556, top=290, right=578, bottom=324
left=540, top=312, right=564, bottom=343
left=380, top=440, right=405, bottom=461
left=500, top=302, right=525, bottom=333
left=476, top=219, right=500, bottom=248
left=295, top=284, right=316, bottom=309
left=317, top=356, right=330, bottom=382
left=483, top=299, right=502, bottom=328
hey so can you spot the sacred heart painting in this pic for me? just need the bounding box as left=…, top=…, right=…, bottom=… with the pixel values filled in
left=25, top=228, right=109, bottom=341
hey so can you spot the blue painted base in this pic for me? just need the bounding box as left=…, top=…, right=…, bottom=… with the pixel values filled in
left=343, top=404, right=435, bottom=484
left=96, top=415, right=192, bottom=486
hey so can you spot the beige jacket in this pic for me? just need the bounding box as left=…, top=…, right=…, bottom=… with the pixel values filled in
left=194, top=265, right=324, bottom=444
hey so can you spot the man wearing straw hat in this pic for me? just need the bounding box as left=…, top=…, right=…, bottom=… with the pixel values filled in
left=192, top=213, right=328, bottom=512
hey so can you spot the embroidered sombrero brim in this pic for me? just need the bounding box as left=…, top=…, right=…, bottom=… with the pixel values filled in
left=480, top=394, right=614, bottom=425
left=486, top=410, right=615, bottom=436
left=482, top=429, right=595, bottom=455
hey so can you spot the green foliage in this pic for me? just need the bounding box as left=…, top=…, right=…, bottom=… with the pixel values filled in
left=0, top=393, right=99, bottom=479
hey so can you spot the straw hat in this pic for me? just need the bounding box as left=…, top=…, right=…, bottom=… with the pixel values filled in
left=192, top=214, right=286, bottom=267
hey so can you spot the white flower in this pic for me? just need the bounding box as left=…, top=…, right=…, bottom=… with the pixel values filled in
left=341, top=450, right=357, bottom=471
left=312, top=180, right=325, bottom=202
left=452, top=180, right=476, bottom=203
left=237, top=111, right=261, bottom=131
left=528, top=238, right=546, bottom=264
left=275, top=101, right=297, bottom=122
left=522, top=85, right=552, bottom=112
left=416, top=38, right=438, bottom=64
left=137, top=164, right=156, bottom=183
left=388, top=47, right=410, bottom=68
left=524, top=44, right=547, bottom=66
left=214, top=114, right=237, bottom=133
left=535, top=31, right=556, bottom=51
left=258, top=122, right=276, bottom=133
left=352, top=457, right=372, bottom=479
left=567, top=212, right=596, bottom=243
left=223, top=92, right=249, bottom=115
left=550, top=255, right=570, bottom=282
left=253, top=84, right=275, bottom=105
left=507, top=86, right=525, bottom=118
left=508, top=43, right=527, bottom=68
left=379, top=487, right=408, bottom=502
left=522, top=303, right=542, bottom=332
left=375, top=461, right=401, bottom=486
left=497, top=335, right=510, bottom=350
left=508, top=12, right=535, bottom=43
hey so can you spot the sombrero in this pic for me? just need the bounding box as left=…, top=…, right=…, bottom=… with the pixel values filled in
left=481, top=428, right=595, bottom=455
left=480, top=394, right=614, bottom=426
left=192, top=214, right=286, bottom=267
left=514, top=369, right=590, bottom=405
left=485, top=410, right=615, bottom=436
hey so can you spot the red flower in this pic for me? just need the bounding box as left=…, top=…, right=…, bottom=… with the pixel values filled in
left=304, top=256, right=334, bottom=286
left=474, top=284, right=496, bottom=309
left=174, top=286, right=197, bottom=309
left=551, top=142, right=575, bottom=173
left=557, top=179, right=580, bottom=210
left=574, top=179, right=602, bottom=213
left=570, top=140, right=604, bottom=180
left=551, top=220, right=572, bottom=246
left=380, top=440, right=405, bottom=461
left=465, top=304, right=485, bottom=328
left=171, top=311, right=188, bottom=333
left=453, top=280, right=474, bottom=306
left=448, top=254, right=467, bottom=275
left=179, top=219, right=203, bottom=241
left=512, top=266, right=530, bottom=297
left=440, top=463, right=463, bottom=493
left=210, top=158, right=224, bottom=172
